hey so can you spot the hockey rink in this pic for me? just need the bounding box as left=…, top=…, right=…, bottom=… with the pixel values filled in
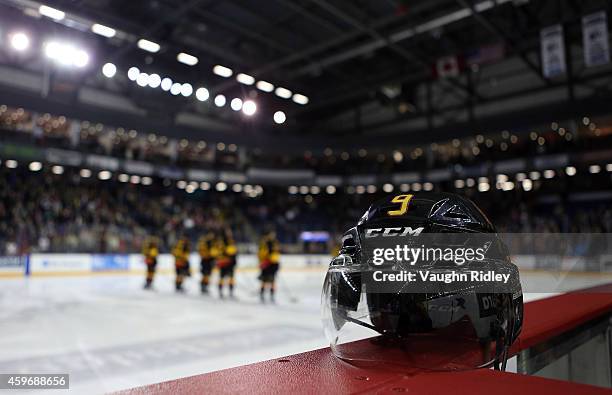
left=1, top=268, right=611, bottom=394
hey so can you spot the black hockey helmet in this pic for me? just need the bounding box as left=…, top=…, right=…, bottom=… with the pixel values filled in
left=321, top=192, right=523, bottom=371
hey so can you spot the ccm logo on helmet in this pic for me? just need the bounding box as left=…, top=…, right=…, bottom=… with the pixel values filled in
left=365, top=227, right=424, bottom=238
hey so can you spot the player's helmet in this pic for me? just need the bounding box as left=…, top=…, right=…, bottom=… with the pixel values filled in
left=321, top=193, right=523, bottom=371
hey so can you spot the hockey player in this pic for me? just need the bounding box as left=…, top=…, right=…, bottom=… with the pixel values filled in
left=172, top=235, right=191, bottom=292
left=216, top=228, right=237, bottom=298
left=197, top=231, right=216, bottom=294
left=142, top=236, right=159, bottom=289
left=258, top=229, right=281, bottom=303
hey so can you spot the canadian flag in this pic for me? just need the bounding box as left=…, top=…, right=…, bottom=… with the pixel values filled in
left=435, top=55, right=461, bottom=78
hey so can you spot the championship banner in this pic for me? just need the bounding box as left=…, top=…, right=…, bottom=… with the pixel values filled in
left=582, top=11, right=610, bottom=67
left=540, top=24, right=566, bottom=78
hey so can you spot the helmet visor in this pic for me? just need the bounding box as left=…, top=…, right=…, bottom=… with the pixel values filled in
left=321, top=267, right=519, bottom=371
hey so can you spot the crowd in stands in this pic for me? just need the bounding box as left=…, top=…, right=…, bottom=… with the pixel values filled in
left=2, top=105, right=612, bottom=175
left=0, top=165, right=611, bottom=255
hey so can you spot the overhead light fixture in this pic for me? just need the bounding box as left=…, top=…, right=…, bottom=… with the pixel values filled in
left=10, top=32, right=30, bottom=51
left=39, top=5, right=65, bottom=20
left=127, top=66, right=140, bottom=81
left=275, top=87, right=292, bottom=99
left=273, top=111, right=286, bottom=124
left=170, top=82, right=181, bottom=95
left=236, top=73, right=255, bottom=85
left=213, top=65, right=233, bottom=78
left=51, top=165, right=64, bottom=174
left=102, top=62, right=116, bottom=78
left=80, top=168, right=92, bottom=178
left=230, top=98, right=243, bottom=111
left=98, top=170, right=112, bottom=180
left=29, top=161, right=42, bottom=171
left=91, top=23, right=116, bottom=38
left=256, top=80, right=274, bottom=92
left=214, top=94, right=226, bottom=107
left=242, top=100, right=257, bottom=116
left=148, top=73, right=161, bottom=88
left=180, top=83, right=193, bottom=97
left=177, top=52, right=198, bottom=66
left=195, top=87, right=209, bottom=102
left=292, top=93, right=309, bottom=105
left=161, top=77, right=173, bottom=91
left=44, top=41, right=89, bottom=68
left=136, top=73, right=149, bottom=87
left=137, top=39, right=160, bottom=53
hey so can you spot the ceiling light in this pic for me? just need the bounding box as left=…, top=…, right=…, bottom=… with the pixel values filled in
left=44, top=41, right=89, bottom=68
left=148, top=73, right=161, bottom=88
left=275, top=87, right=292, bottom=99
left=136, top=73, right=149, bottom=87
left=180, top=83, right=193, bottom=97
left=242, top=100, right=256, bottom=116
left=80, top=168, right=92, bottom=178
left=213, top=65, right=233, bottom=77
left=51, top=165, right=64, bottom=174
left=137, top=39, right=160, bottom=53
left=273, top=111, right=286, bottom=124
left=236, top=73, right=255, bottom=85
left=39, top=5, right=65, bottom=20
left=98, top=170, right=111, bottom=180
left=29, top=161, right=42, bottom=171
left=292, top=93, right=309, bottom=105
left=91, top=23, right=116, bottom=38
left=177, top=52, right=198, bottom=66
left=10, top=32, right=30, bottom=51
left=230, top=98, right=243, bottom=111
left=256, top=80, right=274, bottom=92
left=565, top=166, right=576, bottom=176
left=170, top=82, right=181, bottom=95
left=127, top=66, right=140, bottom=81
left=195, top=87, right=209, bottom=101
left=102, top=62, right=116, bottom=78
left=216, top=182, right=227, bottom=191
left=214, top=94, right=226, bottom=107
left=161, top=78, right=172, bottom=91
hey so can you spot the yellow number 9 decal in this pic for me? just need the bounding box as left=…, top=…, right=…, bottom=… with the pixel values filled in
left=387, top=194, right=413, bottom=216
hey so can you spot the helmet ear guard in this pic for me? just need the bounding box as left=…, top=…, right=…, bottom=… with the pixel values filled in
left=322, top=193, right=523, bottom=372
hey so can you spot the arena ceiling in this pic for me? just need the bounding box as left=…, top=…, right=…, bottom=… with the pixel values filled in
left=0, top=0, right=611, bottom=151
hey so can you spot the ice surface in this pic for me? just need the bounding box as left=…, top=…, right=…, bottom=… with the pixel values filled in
left=0, top=267, right=610, bottom=394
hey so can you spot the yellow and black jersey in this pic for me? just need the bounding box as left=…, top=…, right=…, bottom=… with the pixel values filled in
left=197, top=234, right=215, bottom=259
left=258, top=236, right=280, bottom=265
left=142, top=238, right=159, bottom=264
left=172, top=238, right=190, bottom=263
left=215, top=236, right=237, bottom=268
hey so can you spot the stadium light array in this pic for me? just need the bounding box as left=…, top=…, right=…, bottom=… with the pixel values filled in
left=102, top=62, right=116, bottom=78
left=39, top=5, right=65, bottom=21
left=242, top=100, right=256, bottom=116
left=256, top=80, right=274, bottom=92
left=292, top=93, right=309, bottom=105
left=273, top=111, right=286, bottom=124
left=214, top=94, right=226, bottom=107
left=236, top=73, right=255, bottom=85
left=177, top=52, right=198, bottom=66
left=275, top=87, right=292, bottom=99
left=91, top=23, right=116, bottom=38
left=137, top=39, right=160, bottom=53
left=230, top=98, right=243, bottom=111
left=213, top=65, right=233, bottom=78
left=44, top=41, right=89, bottom=68
left=10, top=32, right=30, bottom=51
left=195, top=87, right=209, bottom=102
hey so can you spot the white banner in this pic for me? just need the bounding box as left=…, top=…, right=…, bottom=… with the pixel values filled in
left=583, top=11, right=610, bottom=67
left=541, top=25, right=566, bottom=78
